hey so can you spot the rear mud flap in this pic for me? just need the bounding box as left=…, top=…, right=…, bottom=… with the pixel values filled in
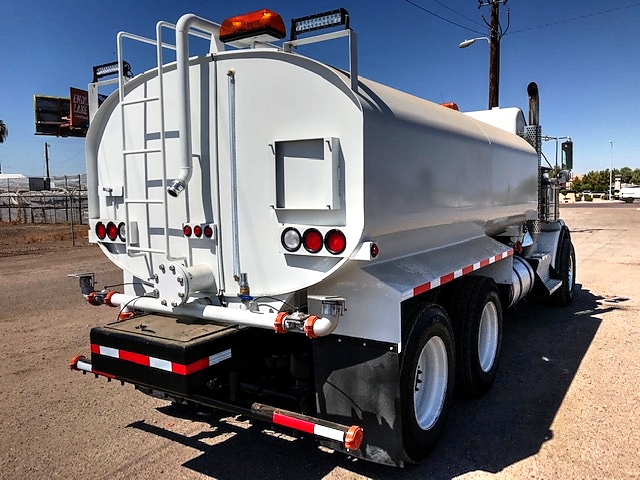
left=313, top=335, right=404, bottom=466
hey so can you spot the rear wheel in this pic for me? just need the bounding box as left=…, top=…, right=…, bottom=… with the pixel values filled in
left=446, top=277, right=503, bottom=397
left=626, top=197, right=635, bottom=203
left=551, top=237, right=576, bottom=306
left=400, top=305, right=455, bottom=463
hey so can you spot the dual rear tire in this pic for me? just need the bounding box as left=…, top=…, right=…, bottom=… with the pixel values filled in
left=400, top=278, right=502, bottom=462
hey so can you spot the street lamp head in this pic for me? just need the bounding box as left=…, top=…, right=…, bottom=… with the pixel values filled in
left=458, top=36, right=490, bottom=49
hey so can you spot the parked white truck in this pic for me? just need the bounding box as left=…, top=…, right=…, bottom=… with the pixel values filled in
left=70, top=8, right=576, bottom=466
left=619, top=186, right=640, bottom=203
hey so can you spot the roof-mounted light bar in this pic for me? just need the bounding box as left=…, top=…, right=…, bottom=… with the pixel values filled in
left=219, top=9, right=286, bottom=44
left=290, top=8, right=350, bottom=40
left=92, top=61, right=133, bottom=83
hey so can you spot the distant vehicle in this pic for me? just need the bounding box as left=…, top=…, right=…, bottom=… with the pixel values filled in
left=619, top=186, right=640, bottom=203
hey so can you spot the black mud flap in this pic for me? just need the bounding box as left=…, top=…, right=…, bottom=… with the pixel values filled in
left=313, top=335, right=404, bottom=467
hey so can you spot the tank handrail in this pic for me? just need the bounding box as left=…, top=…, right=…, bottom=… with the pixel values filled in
left=283, top=29, right=358, bottom=93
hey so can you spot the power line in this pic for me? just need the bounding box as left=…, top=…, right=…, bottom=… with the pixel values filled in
left=428, top=0, right=485, bottom=27
left=404, top=0, right=485, bottom=36
left=509, top=2, right=640, bottom=34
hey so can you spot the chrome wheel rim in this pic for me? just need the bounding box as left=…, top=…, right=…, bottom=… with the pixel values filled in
left=413, top=336, right=448, bottom=430
left=478, top=301, right=499, bottom=372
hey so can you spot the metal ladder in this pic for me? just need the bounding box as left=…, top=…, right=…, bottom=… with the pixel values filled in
left=115, top=23, right=214, bottom=261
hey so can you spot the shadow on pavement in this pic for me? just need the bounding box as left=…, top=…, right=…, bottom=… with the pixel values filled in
left=129, top=284, right=610, bottom=479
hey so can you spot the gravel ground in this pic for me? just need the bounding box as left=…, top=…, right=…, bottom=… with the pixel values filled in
left=0, top=204, right=639, bottom=480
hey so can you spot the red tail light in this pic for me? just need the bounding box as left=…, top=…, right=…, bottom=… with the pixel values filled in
left=325, top=229, right=346, bottom=255
left=204, top=225, right=213, bottom=238
left=303, top=229, right=323, bottom=253
left=183, top=225, right=192, bottom=237
left=193, top=225, right=203, bottom=237
left=95, top=222, right=106, bottom=240
left=106, top=222, right=118, bottom=241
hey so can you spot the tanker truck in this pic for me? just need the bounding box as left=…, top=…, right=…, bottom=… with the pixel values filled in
left=69, top=8, right=576, bottom=467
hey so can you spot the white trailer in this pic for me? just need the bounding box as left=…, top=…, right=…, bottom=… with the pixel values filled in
left=70, top=8, right=576, bottom=466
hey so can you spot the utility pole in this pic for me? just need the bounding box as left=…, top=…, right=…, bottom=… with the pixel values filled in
left=479, top=0, right=509, bottom=109
left=44, top=142, right=50, bottom=180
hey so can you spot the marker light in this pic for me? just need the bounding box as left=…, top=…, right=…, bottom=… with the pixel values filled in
left=290, top=8, right=350, bottom=40
left=117, top=222, right=126, bottom=242
left=440, top=102, right=459, bottom=111
left=106, top=222, right=118, bottom=241
left=183, top=225, right=192, bottom=237
left=193, top=225, right=203, bottom=237
left=325, top=229, right=347, bottom=255
left=204, top=225, right=213, bottom=238
left=281, top=227, right=301, bottom=252
left=219, top=9, right=286, bottom=43
left=95, top=222, right=106, bottom=240
left=370, top=243, right=379, bottom=258
left=303, top=229, right=323, bottom=253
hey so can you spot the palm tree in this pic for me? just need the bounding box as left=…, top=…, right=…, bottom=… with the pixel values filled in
left=0, top=119, right=6, bottom=173
left=0, top=120, right=7, bottom=144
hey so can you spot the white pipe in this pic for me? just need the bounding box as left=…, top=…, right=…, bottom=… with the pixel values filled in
left=310, top=315, right=340, bottom=337
left=107, top=293, right=340, bottom=337
left=167, top=14, right=222, bottom=197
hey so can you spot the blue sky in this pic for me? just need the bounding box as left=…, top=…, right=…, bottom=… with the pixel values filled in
left=1, top=0, right=639, bottom=176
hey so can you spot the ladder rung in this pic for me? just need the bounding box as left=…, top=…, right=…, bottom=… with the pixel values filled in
left=123, top=148, right=162, bottom=155
left=127, top=246, right=166, bottom=254
left=125, top=199, right=164, bottom=205
left=122, top=96, right=160, bottom=106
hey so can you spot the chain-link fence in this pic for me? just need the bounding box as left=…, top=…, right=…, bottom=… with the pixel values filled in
left=0, top=175, right=88, bottom=224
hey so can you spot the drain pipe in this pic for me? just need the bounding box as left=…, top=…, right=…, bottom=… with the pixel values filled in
left=168, top=14, right=222, bottom=197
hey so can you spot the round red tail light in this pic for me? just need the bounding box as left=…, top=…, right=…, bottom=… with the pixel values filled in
left=193, top=225, right=203, bottom=237
left=95, top=222, right=106, bottom=240
left=203, top=225, right=213, bottom=238
left=183, top=225, right=192, bottom=237
left=106, top=222, right=118, bottom=241
left=303, top=229, right=323, bottom=253
left=325, top=229, right=347, bottom=255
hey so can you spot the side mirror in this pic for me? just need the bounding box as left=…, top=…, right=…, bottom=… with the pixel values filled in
left=561, top=141, right=573, bottom=170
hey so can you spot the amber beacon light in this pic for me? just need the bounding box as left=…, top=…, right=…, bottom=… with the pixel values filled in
left=219, top=9, right=286, bottom=43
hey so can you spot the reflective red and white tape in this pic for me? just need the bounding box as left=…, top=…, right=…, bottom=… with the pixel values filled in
left=409, top=249, right=513, bottom=298
left=90, top=344, right=231, bottom=375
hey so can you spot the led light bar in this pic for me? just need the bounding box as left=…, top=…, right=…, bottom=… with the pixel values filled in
left=92, top=61, right=133, bottom=83
left=290, top=8, right=350, bottom=40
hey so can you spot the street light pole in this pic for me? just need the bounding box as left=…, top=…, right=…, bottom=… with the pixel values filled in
left=488, top=0, right=500, bottom=109
left=461, top=1, right=509, bottom=109
left=609, top=140, right=613, bottom=201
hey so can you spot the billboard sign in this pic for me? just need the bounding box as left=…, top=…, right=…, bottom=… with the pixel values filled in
left=69, top=87, right=89, bottom=129
left=34, top=87, right=90, bottom=138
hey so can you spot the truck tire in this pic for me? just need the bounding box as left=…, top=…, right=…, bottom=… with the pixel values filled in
left=551, top=237, right=576, bottom=306
left=400, top=305, right=455, bottom=463
left=626, top=197, right=635, bottom=203
left=446, top=277, right=502, bottom=398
